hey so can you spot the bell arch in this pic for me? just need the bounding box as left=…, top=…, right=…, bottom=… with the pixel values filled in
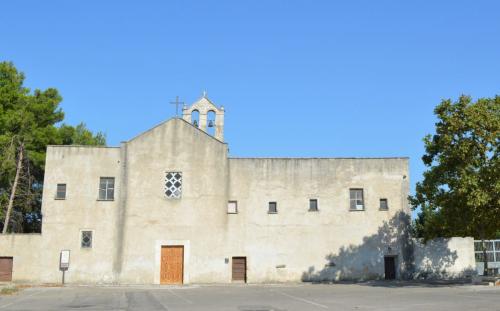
left=182, top=93, right=225, bottom=141
left=191, top=110, right=200, bottom=128
left=207, top=110, right=216, bottom=136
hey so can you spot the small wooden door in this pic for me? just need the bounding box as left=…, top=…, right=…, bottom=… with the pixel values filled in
left=0, top=257, right=13, bottom=282
left=232, top=257, right=247, bottom=282
left=160, top=246, right=184, bottom=284
left=384, top=256, right=396, bottom=280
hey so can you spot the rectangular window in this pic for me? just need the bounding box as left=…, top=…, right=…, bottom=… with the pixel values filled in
left=165, top=172, right=182, bottom=199
left=309, top=199, right=318, bottom=211
left=380, top=198, right=388, bottom=210
left=349, top=189, right=364, bottom=210
left=268, top=202, right=277, bottom=214
left=81, top=231, right=93, bottom=248
left=56, top=183, right=66, bottom=200
left=227, top=201, right=238, bottom=214
left=98, top=177, right=115, bottom=201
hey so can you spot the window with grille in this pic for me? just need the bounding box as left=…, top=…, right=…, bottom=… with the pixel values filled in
left=227, top=201, right=238, bottom=214
left=474, top=240, right=500, bottom=263
left=268, top=202, right=277, bottom=214
left=309, top=199, right=318, bottom=211
left=98, top=177, right=115, bottom=201
left=56, top=183, right=66, bottom=199
left=81, top=231, right=93, bottom=248
left=349, top=189, right=364, bottom=210
left=379, top=198, right=388, bottom=210
left=165, top=172, right=182, bottom=199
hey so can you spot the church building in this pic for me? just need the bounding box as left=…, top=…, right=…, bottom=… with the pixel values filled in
left=0, top=94, right=411, bottom=284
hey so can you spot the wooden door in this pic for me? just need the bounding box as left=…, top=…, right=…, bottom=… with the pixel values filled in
left=160, top=246, right=184, bottom=284
left=0, top=257, right=13, bottom=282
left=384, top=256, right=396, bottom=280
left=232, top=257, right=246, bottom=282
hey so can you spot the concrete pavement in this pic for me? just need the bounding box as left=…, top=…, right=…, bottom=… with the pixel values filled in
left=0, top=283, right=498, bottom=310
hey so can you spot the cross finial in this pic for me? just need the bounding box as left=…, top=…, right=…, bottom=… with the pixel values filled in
left=169, top=96, right=184, bottom=117
left=202, top=90, right=207, bottom=98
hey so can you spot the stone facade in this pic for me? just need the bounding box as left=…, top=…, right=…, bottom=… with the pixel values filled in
left=1, top=95, right=419, bottom=284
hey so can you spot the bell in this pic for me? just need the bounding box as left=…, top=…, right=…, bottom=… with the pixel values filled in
left=193, top=120, right=198, bottom=127
left=208, top=120, right=214, bottom=128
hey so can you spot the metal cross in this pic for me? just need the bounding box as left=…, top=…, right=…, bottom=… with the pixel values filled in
left=170, top=96, right=184, bottom=117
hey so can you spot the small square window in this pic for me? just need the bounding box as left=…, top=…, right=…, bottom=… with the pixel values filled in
left=56, top=184, right=66, bottom=200
left=268, top=202, right=277, bottom=214
left=349, top=189, right=364, bottom=211
left=309, top=199, right=318, bottom=211
left=165, top=172, right=182, bottom=199
left=380, top=198, right=388, bottom=210
left=98, top=177, right=114, bottom=201
left=81, top=231, right=93, bottom=248
left=227, top=201, right=238, bottom=214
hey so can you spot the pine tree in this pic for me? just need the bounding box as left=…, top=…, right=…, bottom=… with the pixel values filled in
left=0, top=61, right=106, bottom=233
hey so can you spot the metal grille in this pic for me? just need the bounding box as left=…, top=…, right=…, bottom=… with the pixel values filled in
left=56, top=183, right=66, bottom=199
left=165, top=172, right=182, bottom=199
left=81, top=231, right=93, bottom=248
left=474, top=240, right=500, bottom=263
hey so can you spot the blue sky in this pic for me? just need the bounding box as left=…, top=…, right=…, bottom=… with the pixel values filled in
left=2, top=1, right=499, bottom=216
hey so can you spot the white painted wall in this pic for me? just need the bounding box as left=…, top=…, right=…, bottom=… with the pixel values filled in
left=413, top=237, right=476, bottom=279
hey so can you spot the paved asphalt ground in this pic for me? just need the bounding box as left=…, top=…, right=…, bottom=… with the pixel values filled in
left=0, top=283, right=499, bottom=311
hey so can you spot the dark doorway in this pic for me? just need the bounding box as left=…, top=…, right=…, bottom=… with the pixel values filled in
left=232, top=257, right=247, bottom=282
left=384, top=256, right=396, bottom=280
left=0, top=257, right=13, bottom=282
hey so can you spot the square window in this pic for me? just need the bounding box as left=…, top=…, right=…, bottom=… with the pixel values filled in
left=268, top=202, right=277, bottom=214
left=227, top=201, right=238, bottom=214
left=81, top=231, right=93, bottom=248
left=165, top=172, right=182, bottom=199
left=309, top=199, right=318, bottom=211
left=56, top=183, right=66, bottom=200
left=349, top=189, right=364, bottom=210
left=98, top=177, right=115, bottom=201
left=380, top=198, right=388, bottom=210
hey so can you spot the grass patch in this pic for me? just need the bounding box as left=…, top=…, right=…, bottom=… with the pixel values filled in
left=0, top=286, right=19, bottom=295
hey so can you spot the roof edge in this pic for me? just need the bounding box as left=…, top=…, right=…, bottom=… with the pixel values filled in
left=47, top=145, right=119, bottom=149
left=229, top=157, right=409, bottom=160
left=126, top=117, right=227, bottom=145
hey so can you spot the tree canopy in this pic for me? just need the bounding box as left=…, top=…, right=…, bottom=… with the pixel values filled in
left=410, top=95, right=500, bottom=241
left=0, top=61, right=105, bottom=232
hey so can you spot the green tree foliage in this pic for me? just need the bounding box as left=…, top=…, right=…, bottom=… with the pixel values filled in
left=0, top=61, right=105, bottom=232
left=58, top=123, right=106, bottom=146
left=410, top=95, right=500, bottom=242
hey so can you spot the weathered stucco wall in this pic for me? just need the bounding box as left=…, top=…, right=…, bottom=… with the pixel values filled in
left=227, top=157, right=411, bottom=282
left=117, top=119, right=230, bottom=284
left=1, top=119, right=416, bottom=284
left=39, top=146, right=121, bottom=283
left=413, top=237, right=476, bottom=279
left=0, top=235, right=43, bottom=283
